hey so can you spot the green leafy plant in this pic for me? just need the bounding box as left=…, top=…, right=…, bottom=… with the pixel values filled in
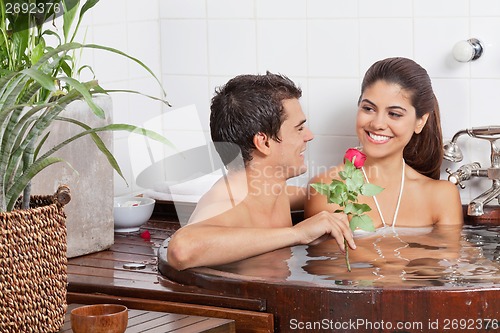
left=311, top=148, right=383, bottom=271
left=0, top=0, right=171, bottom=212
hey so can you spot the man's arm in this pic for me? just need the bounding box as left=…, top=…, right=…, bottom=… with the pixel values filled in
left=167, top=210, right=356, bottom=271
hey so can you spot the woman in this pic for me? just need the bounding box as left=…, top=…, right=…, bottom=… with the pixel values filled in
left=306, top=57, right=463, bottom=230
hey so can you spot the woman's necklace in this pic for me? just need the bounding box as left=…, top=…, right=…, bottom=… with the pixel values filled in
left=361, top=159, right=405, bottom=231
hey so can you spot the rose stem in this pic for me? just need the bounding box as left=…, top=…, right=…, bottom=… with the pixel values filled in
left=345, top=239, right=351, bottom=272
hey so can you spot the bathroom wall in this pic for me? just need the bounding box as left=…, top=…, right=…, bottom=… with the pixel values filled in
left=83, top=0, right=500, bottom=205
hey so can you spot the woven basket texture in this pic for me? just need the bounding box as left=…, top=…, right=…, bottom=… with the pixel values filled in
left=0, top=195, right=67, bottom=333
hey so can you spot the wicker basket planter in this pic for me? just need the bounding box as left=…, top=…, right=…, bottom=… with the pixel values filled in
left=0, top=186, right=70, bottom=333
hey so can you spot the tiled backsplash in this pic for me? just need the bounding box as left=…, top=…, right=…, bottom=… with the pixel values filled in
left=83, top=0, right=500, bottom=205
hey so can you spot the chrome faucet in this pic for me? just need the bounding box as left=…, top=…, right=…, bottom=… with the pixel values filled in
left=443, top=126, right=500, bottom=216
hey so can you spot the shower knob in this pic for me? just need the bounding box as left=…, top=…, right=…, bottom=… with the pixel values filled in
left=452, top=38, right=484, bottom=62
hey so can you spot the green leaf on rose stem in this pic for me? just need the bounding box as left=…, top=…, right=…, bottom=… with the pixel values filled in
left=328, top=183, right=348, bottom=206
left=345, top=202, right=372, bottom=215
left=353, top=202, right=372, bottom=214
left=361, top=183, right=384, bottom=196
left=310, top=182, right=331, bottom=197
left=338, top=170, right=348, bottom=180
left=328, top=179, right=345, bottom=188
left=345, top=178, right=357, bottom=193
left=346, top=191, right=358, bottom=202
left=345, top=171, right=364, bottom=193
left=339, top=159, right=355, bottom=180
left=311, top=181, right=348, bottom=206
left=350, top=214, right=376, bottom=232
left=344, top=159, right=356, bottom=173
left=352, top=169, right=365, bottom=187
left=328, top=192, right=345, bottom=206
left=344, top=202, right=356, bottom=215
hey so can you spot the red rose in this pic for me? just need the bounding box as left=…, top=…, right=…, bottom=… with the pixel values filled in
left=344, top=148, right=366, bottom=169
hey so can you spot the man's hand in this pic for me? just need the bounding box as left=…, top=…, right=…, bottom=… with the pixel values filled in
left=293, top=211, right=356, bottom=252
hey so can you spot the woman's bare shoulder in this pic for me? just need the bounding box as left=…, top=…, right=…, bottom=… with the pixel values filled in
left=429, top=178, right=461, bottom=197
left=406, top=168, right=461, bottom=203
left=429, top=179, right=463, bottom=224
left=406, top=167, right=457, bottom=191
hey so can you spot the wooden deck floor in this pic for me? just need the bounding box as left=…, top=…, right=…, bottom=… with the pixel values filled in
left=66, top=205, right=273, bottom=333
left=60, top=303, right=235, bottom=332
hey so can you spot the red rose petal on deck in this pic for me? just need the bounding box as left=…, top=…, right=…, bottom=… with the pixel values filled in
left=140, top=230, right=151, bottom=241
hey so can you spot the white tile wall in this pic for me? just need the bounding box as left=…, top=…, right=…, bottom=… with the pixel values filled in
left=307, top=20, right=359, bottom=77
left=359, top=0, right=412, bottom=17
left=471, top=18, right=500, bottom=78
left=307, top=0, right=357, bottom=18
left=160, top=20, right=209, bottom=75
left=471, top=0, right=500, bottom=16
left=413, top=0, right=469, bottom=17
left=80, top=0, right=500, bottom=207
left=207, top=0, right=254, bottom=18
left=307, top=78, right=359, bottom=136
left=160, top=0, right=206, bottom=18
left=162, top=74, right=211, bottom=130
left=126, top=21, right=162, bottom=79
left=359, top=18, right=413, bottom=70
left=256, top=0, right=306, bottom=18
left=91, top=23, right=129, bottom=82
left=126, top=0, right=159, bottom=21
left=432, top=78, right=470, bottom=139
left=257, top=20, right=308, bottom=76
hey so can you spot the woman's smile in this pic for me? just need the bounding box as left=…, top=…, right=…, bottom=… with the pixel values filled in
left=366, top=131, right=392, bottom=144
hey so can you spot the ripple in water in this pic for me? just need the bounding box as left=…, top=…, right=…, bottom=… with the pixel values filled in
left=214, top=224, right=500, bottom=288
left=302, top=224, right=500, bottom=288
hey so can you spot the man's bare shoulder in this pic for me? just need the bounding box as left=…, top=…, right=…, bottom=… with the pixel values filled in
left=187, top=177, right=250, bottom=226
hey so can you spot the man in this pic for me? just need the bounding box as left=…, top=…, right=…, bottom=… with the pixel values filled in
left=167, top=72, right=355, bottom=270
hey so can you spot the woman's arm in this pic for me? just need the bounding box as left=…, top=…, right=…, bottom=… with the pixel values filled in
left=304, top=169, right=341, bottom=218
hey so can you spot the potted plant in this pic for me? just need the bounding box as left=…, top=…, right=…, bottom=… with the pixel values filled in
left=0, top=0, right=170, bottom=331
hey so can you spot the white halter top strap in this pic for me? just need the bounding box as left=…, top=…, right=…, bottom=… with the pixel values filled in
left=362, top=160, right=405, bottom=231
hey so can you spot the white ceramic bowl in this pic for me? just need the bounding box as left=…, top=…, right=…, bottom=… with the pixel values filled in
left=113, top=197, right=155, bottom=232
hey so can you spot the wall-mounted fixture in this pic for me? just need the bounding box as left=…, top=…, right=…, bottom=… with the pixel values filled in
left=452, top=38, right=484, bottom=62
left=444, top=126, right=500, bottom=216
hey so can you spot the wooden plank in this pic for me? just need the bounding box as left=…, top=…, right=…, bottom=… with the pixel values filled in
left=68, top=292, right=272, bottom=333
left=74, top=249, right=156, bottom=263
left=128, top=308, right=147, bottom=318
left=68, top=276, right=266, bottom=312
left=113, top=235, right=164, bottom=248
left=68, top=265, right=158, bottom=282
left=68, top=269, right=206, bottom=295
left=146, top=315, right=210, bottom=332
left=109, top=242, right=157, bottom=256
left=127, top=312, right=191, bottom=332
left=68, top=257, right=158, bottom=275
left=170, top=319, right=237, bottom=333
